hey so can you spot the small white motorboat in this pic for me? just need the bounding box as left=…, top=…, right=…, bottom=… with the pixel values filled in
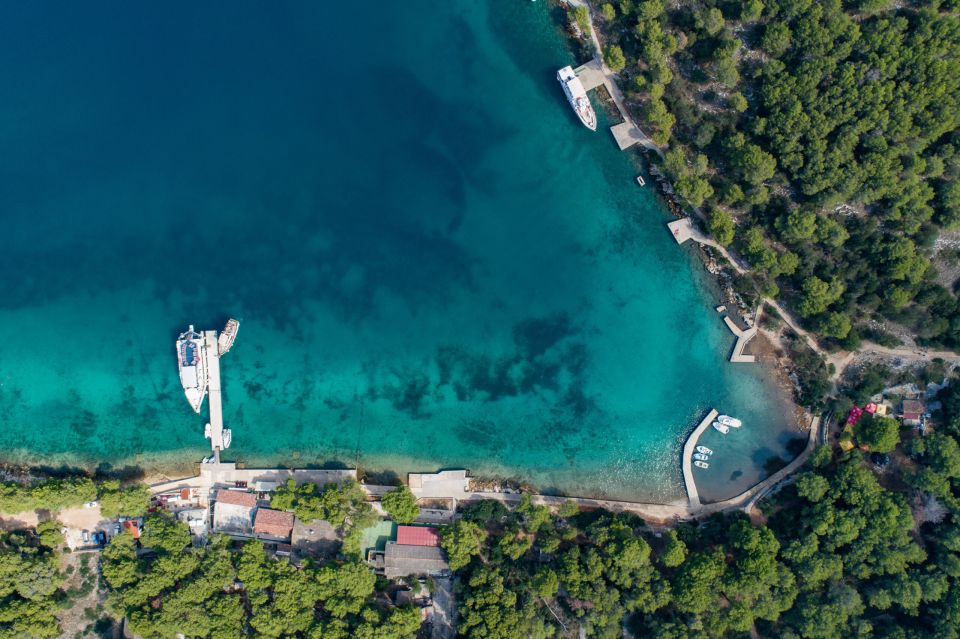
left=718, top=415, right=742, bottom=428
left=713, top=422, right=730, bottom=434
left=204, top=423, right=211, bottom=439
left=636, top=175, right=646, bottom=186
left=696, top=445, right=713, bottom=455
left=693, top=453, right=710, bottom=461
left=222, top=428, right=232, bottom=449
left=694, top=461, right=709, bottom=469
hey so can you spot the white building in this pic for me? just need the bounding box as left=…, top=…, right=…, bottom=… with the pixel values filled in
left=212, top=489, right=258, bottom=534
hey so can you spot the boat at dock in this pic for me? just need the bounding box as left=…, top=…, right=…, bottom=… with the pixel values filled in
left=693, top=453, right=710, bottom=461
left=718, top=415, right=742, bottom=428
left=712, top=422, right=730, bottom=434
left=696, top=445, right=713, bottom=455
left=557, top=66, right=597, bottom=131
left=222, top=428, right=232, bottom=449
left=218, top=318, right=240, bottom=356
left=694, top=460, right=709, bottom=469
left=176, top=325, right=208, bottom=413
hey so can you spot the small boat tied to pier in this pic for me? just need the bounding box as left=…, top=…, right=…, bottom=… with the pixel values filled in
left=218, top=318, right=240, bottom=356
left=176, top=325, right=208, bottom=413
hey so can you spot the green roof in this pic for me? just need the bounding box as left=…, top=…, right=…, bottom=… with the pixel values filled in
left=360, top=520, right=396, bottom=557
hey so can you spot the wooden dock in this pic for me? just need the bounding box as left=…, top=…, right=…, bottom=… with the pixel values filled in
left=681, top=409, right=718, bottom=510
left=203, top=330, right=225, bottom=462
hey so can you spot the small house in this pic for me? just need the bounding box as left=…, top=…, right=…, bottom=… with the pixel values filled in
left=213, top=489, right=258, bottom=534
left=253, top=508, right=295, bottom=541
left=371, top=541, right=449, bottom=579
left=901, top=399, right=925, bottom=427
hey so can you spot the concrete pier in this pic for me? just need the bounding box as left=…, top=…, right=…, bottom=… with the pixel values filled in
left=203, top=330, right=225, bottom=462
left=681, top=409, right=718, bottom=510
left=723, top=317, right=758, bottom=363
left=571, top=51, right=660, bottom=154
left=573, top=59, right=605, bottom=91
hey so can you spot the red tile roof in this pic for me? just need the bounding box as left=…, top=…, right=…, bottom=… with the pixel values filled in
left=396, top=525, right=440, bottom=547
left=216, top=489, right=258, bottom=509
left=254, top=508, right=295, bottom=538
left=180, top=488, right=191, bottom=500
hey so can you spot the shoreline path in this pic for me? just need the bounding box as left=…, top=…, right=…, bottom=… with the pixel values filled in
left=146, top=415, right=819, bottom=524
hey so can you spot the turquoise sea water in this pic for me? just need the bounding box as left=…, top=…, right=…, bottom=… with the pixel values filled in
left=0, top=1, right=798, bottom=502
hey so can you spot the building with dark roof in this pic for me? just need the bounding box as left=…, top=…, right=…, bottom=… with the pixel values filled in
left=372, top=542, right=449, bottom=579
left=254, top=508, right=295, bottom=540
left=396, top=525, right=440, bottom=547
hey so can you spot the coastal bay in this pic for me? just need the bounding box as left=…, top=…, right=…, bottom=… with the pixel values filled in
left=0, top=1, right=798, bottom=502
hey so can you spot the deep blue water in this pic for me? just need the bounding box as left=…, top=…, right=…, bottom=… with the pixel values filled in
left=0, top=1, right=798, bottom=502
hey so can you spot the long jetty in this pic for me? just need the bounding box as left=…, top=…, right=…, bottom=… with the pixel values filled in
left=203, top=330, right=225, bottom=463
left=681, top=409, right=717, bottom=509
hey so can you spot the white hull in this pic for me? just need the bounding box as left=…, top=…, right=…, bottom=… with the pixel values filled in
left=718, top=415, right=742, bottom=428
left=557, top=66, right=597, bottom=131
left=218, top=318, right=239, bottom=356
left=176, top=325, right=208, bottom=414
left=712, top=422, right=730, bottom=434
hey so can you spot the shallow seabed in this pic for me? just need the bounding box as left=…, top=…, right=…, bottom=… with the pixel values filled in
left=0, top=1, right=797, bottom=502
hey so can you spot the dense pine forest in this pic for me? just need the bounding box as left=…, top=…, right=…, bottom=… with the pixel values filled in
left=593, top=0, right=960, bottom=351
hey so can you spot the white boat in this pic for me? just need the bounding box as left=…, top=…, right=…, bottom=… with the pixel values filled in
left=636, top=176, right=646, bottom=186
left=718, top=415, right=742, bottom=428
left=204, top=423, right=211, bottom=439
left=222, top=428, right=232, bottom=449
left=712, top=422, right=730, bottom=434
left=693, top=453, right=710, bottom=461
left=176, top=325, right=208, bottom=413
left=218, top=318, right=240, bottom=356
left=696, top=445, right=713, bottom=455
left=557, top=66, right=597, bottom=131
left=694, top=461, right=709, bottom=469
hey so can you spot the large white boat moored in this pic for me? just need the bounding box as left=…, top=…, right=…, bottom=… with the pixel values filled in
left=176, top=325, right=208, bottom=414
left=557, top=66, right=597, bottom=130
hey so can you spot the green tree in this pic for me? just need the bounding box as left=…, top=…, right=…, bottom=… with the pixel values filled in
left=818, top=312, right=852, bottom=339
left=570, top=6, right=591, bottom=36
left=856, top=414, right=901, bottom=453
left=708, top=209, right=736, bottom=246
left=797, top=276, right=844, bottom=317
left=729, top=92, right=748, bottom=112
left=659, top=530, right=687, bottom=568
left=761, top=21, right=792, bottom=57
left=604, top=45, right=627, bottom=72
left=99, top=480, right=151, bottom=518
left=380, top=486, right=419, bottom=524
left=601, top=3, right=616, bottom=21
left=695, top=7, right=725, bottom=35
left=441, top=520, right=487, bottom=571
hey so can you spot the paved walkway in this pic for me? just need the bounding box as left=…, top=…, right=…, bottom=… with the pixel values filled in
left=566, top=0, right=661, bottom=155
